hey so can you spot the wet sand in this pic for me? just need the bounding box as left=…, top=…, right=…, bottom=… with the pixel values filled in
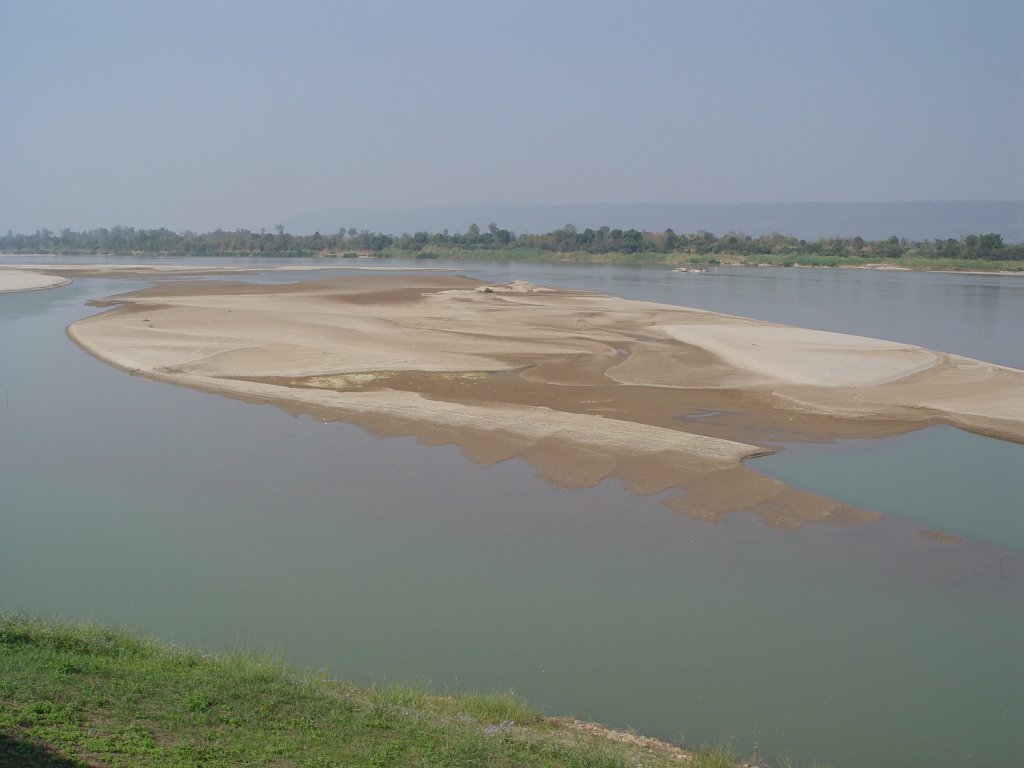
left=67, top=273, right=1024, bottom=531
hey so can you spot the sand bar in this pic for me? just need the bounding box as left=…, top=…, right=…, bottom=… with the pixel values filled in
left=0, top=269, right=72, bottom=293
left=1, top=263, right=448, bottom=279
left=67, top=273, right=1024, bottom=530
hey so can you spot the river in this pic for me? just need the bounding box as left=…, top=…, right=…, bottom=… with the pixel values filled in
left=1, top=257, right=1021, bottom=767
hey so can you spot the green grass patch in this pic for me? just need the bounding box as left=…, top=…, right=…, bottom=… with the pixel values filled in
left=1, top=613, right=761, bottom=767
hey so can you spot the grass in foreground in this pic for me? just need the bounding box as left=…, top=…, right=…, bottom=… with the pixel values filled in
left=1, top=613, right=745, bottom=768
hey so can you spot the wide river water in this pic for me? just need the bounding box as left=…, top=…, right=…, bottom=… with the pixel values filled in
left=2, top=257, right=1022, bottom=767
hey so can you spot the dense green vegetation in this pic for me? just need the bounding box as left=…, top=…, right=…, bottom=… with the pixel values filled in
left=3, top=225, right=1022, bottom=270
left=1, top=614, right=757, bottom=768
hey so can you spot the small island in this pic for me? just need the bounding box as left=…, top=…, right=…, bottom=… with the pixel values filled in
left=66, top=271, right=1024, bottom=532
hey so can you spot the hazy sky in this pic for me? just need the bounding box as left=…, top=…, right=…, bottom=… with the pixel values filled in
left=2, top=0, right=1021, bottom=232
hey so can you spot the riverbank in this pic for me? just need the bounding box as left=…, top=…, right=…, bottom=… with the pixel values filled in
left=5, top=218, right=1024, bottom=272
left=4, top=247, right=1024, bottom=273
left=67, top=273, right=1024, bottom=534
left=382, top=246, right=1024, bottom=273
left=1, top=613, right=745, bottom=768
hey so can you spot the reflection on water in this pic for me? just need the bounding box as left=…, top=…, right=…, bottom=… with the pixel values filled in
left=1, top=266, right=1022, bottom=768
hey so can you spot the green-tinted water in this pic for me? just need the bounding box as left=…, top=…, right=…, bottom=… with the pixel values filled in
left=752, top=427, right=1024, bottom=553
left=1, top=266, right=1022, bottom=767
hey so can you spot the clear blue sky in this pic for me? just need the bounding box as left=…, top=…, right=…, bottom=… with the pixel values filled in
left=2, top=0, right=1021, bottom=232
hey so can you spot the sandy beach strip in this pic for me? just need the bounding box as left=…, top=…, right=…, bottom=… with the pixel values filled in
left=67, top=273, right=1024, bottom=531
left=0, top=269, right=72, bottom=293
left=1, top=262, right=450, bottom=280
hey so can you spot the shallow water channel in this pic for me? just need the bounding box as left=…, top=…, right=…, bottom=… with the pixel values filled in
left=1, top=259, right=1022, bottom=767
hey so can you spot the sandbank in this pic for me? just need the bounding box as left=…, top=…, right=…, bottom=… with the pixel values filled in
left=0, top=262, right=448, bottom=279
left=0, top=268, right=72, bottom=293
left=67, top=273, right=1024, bottom=531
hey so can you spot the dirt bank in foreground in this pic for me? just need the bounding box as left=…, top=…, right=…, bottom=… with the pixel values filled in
left=67, top=273, right=1024, bottom=531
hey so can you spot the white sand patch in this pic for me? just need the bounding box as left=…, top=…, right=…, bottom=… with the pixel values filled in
left=0, top=270, right=71, bottom=293
left=660, top=323, right=941, bottom=387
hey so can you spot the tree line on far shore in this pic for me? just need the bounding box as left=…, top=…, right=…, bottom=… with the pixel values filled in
left=2, top=224, right=1020, bottom=262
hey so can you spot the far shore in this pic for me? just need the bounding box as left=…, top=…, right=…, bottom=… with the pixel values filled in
left=3, top=249, right=1023, bottom=274
left=65, top=271, right=1024, bottom=535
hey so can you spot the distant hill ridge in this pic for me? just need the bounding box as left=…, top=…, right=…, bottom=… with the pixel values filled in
left=286, top=201, right=1024, bottom=243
